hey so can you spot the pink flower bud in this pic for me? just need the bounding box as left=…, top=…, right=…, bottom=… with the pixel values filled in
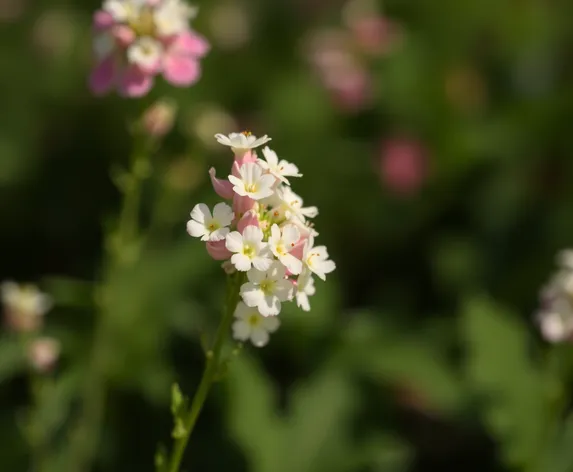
left=237, top=210, right=260, bottom=233
left=28, top=337, right=60, bottom=373
left=380, top=137, right=428, bottom=196
left=232, top=193, right=256, bottom=220
left=142, top=99, right=177, bottom=138
left=206, top=240, right=232, bottom=261
left=209, top=167, right=234, bottom=199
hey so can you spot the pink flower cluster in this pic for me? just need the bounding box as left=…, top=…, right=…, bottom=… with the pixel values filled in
left=90, top=0, right=209, bottom=97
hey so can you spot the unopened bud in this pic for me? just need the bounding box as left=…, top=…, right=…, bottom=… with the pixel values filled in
left=28, top=337, right=61, bottom=373
left=143, top=99, right=177, bottom=138
left=1, top=282, right=52, bottom=333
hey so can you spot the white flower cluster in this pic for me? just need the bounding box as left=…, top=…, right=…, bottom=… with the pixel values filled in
left=537, top=250, right=573, bottom=343
left=186, top=132, right=336, bottom=347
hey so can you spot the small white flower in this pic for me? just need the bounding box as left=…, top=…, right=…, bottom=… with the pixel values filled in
left=153, top=0, right=196, bottom=36
left=228, top=162, right=275, bottom=200
left=303, top=236, right=336, bottom=281
left=1, top=282, right=52, bottom=332
left=103, top=0, right=143, bottom=22
left=258, top=147, right=302, bottom=185
left=270, top=186, right=318, bottom=223
left=240, top=262, right=293, bottom=316
left=127, top=36, right=163, bottom=70
left=295, top=269, right=316, bottom=312
left=269, top=224, right=302, bottom=275
left=225, top=225, right=273, bottom=272
left=186, top=202, right=234, bottom=242
left=232, top=302, right=280, bottom=347
left=214, top=132, right=271, bottom=154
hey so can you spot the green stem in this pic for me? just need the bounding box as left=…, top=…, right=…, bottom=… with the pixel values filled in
left=167, top=272, right=244, bottom=472
left=66, top=134, right=150, bottom=472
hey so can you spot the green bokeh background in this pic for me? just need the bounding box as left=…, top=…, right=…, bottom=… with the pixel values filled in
left=2, top=0, right=573, bottom=471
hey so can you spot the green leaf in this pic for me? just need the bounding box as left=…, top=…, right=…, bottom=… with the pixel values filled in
left=461, top=296, right=548, bottom=468
left=171, top=418, right=187, bottom=439
left=171, top=383, right=184, bottom=416
left=283, top=364, right=357, bottom=472
left=226, top=355, right=283, bottom=472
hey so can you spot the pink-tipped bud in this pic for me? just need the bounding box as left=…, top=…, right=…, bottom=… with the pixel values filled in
left=209, top=167, right=234, bottom=199
left=28, top=337, right=61, bottom=373
left=380, top=137, right=427, bottom=196
left=206, top=240, right=233, bottom=261
left=233, top=193, right=256, bottom=220
left=237, top=210, right=260, bottom=233
left=93, top=10, right=114, bottom=31
left=142, top=99, right=177, bottom=138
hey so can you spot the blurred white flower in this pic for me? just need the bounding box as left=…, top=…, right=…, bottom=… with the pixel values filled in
left=187, top=203, right=234, bottom=242
left=537, top=251, right=573, bottom=343
left=1, top=282, right=52, bottom=332
left=215, top=132, right=271, bottom=155
left=232, top=302, right=279, bottom=347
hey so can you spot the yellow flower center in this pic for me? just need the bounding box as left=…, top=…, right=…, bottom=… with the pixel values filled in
left=242, top=244, right=255, bottom=258
left=260, top=280, right=275, bottom=295
left=241, top=130, right=252, bottom=137
left=129, top=7, right=156, bottom=36
left=245, top=183, right=258, bottom=193
left=207, top=221, right=220, bottom=232
left=248, top=313, right=260, bottom=327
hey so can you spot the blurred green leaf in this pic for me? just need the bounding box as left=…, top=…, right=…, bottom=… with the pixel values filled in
left=461, top=297, right=548, bottom=469
left=226, top=355, right=283, bottom=472
left=0, top=337, right=26, bottom=384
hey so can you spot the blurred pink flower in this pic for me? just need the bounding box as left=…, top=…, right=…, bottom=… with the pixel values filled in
left=306, top=29, right=373, bottom=112
left=90, top=0, right=209, bottom=98
left=28, top=337, right=61, bottom=373
left=379, top=137, right=428, bottom=196
left=348, top=16, right=401, bottom=56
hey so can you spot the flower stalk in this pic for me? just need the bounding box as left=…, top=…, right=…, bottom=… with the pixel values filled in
left=166, top=271, right=245, bottom=472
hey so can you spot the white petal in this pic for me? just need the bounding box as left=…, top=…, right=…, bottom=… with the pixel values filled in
left=252, top=255, right=273, bottom=272
left=190, top=203, right=211, bottom=224
left=225, top=232, right=244, bottom=253
left=209, top=227, right=229, bottom=242
left=246, top=268, right=266, bottom=284
left=301, top=206, right=319, bottom=218
left=250, top=327, right=270, bottom=347
left=242, top=225, right=263, bottom=243
left=274, top=279, right=294, bottom=301
left=234, top=302, right=251, bottom=320
left=252, top=136, right=272, bottom=148
left=270, top=224, right=281, bottom=244
left=240, top=283, right=264, bottom=307
left=232, top=320, right=251, bottom=341
left=281, top=253, right=302, bottom=275
left=231, top=253, right=252, bottom=272
left=251, top=186, right=275, bottom=200
left=215, top=134, right=233, bottom=146
left=282, top=225, right=300, bottom=246
left=258, top=295, right=281, bottom=316
left=268, top=261, right=286, bottom=280
left=186, top=220, right=207, bottom=239
left=213, top=202, right=234, bottom=226
left=262, top=315, right=280, bottom=332
left=279, top=161, right=301, bottom=177
left=296, top=292, right=310, bottom=312
left=262, top=147, right=278, bottom=168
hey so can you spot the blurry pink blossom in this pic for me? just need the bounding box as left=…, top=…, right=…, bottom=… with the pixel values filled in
left=379, top=137, right=428, bottom=196
left=28, top=337, right=61, bottom=373
left=306, top=29, right=372, bottom=111
left=90, top=0, right=209, bottom=98
left=142, top=98, right=177, bottom=137
left=348, top=16, right=401, bottom=56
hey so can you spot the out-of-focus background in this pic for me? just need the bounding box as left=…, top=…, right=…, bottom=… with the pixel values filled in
left=2, top=0, right=573, bottom=471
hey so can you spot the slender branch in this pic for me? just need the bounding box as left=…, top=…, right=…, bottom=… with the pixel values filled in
left=66, top=134, right=151, bottom=472
left=167, top=272, right=244, bottom=472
